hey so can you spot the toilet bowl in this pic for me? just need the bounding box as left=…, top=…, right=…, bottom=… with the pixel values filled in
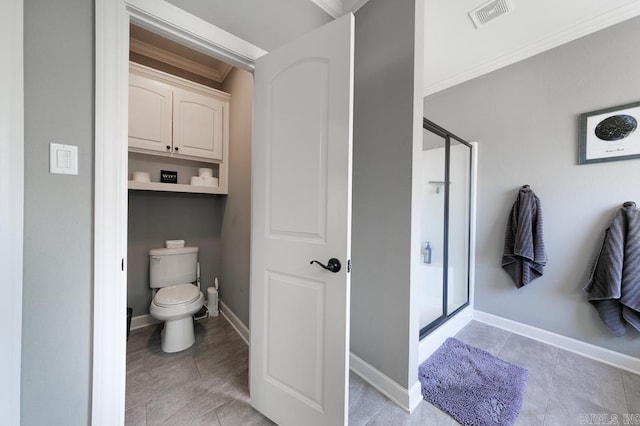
left=150, top=283, right=204, bottom=353
left=148, top=246, right=203, bottom=353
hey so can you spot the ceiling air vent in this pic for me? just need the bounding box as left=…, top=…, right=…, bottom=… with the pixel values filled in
left=469, top=0, right=514, bottom=28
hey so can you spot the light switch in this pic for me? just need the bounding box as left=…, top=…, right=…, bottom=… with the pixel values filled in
left=50, top=143, right=78, bottom=175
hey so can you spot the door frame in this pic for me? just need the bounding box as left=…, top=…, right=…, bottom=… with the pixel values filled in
left=1, top=0, right=23, bottom=424
left=93, top=0, right=265, bottom=423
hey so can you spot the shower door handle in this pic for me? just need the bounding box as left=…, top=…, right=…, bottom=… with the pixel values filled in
left=310, top=258, right=341, bottom=273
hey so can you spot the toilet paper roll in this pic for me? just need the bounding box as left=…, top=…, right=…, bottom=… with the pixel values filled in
left=132, top=171, right=151, bottom=182
left=198, top=168, right=213, bottom=178
left=190, top=176, right=204, bottom=186
left=202, top=176, right=219, bottom=187
left=165, top=240, right=185, bottom=249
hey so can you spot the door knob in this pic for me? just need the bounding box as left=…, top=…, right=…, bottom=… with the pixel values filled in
left=310, top=258, right=341, bottom=273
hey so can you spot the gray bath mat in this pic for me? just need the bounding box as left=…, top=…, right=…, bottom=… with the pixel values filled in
left=419, top=337, right=528, bottom=426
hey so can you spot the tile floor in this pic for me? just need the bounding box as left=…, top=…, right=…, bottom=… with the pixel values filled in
left=125, top=315, right=268, bottom=426
left=126, top=316, right=640, bottom=425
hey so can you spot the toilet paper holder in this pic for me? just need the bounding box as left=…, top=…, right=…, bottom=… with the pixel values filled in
left=208, top=278, right=219, bottom=317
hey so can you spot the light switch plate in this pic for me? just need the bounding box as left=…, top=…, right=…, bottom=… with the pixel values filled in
left=50, top=143, right=78, bottom=175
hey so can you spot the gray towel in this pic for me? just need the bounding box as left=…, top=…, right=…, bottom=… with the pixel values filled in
left=584, top=202, right=640, bottom=337
left=502, top=186, right=546, bottom=288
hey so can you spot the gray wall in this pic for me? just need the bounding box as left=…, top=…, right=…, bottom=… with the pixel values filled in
left=23, top=0, right=93, bottom=424
left=220, top=68, right=254, bottom=327
left=351, top=0, right=420, bottom=388
left=424, top=16, right=640, bottom=356
left=127, top=192, right=225, bottom=316
left=165, top=0, right=332, bottom=51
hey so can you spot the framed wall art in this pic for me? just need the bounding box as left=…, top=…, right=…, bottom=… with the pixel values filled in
left=578, top=101, right=640, bottom=164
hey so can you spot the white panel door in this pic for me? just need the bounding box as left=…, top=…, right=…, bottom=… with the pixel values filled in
left=173, top=87, right=226, bottom=160
left=128, top=73, right=173, bottom=153
left=250, top=13, right=354, bottom=426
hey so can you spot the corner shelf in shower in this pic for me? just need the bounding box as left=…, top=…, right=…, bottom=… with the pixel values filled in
left=428, top=180, right=451, bottom=194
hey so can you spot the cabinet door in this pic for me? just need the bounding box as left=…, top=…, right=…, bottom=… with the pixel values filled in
left=128, top=73, right=173, bottom=153
left=173, top=87, right=225, bottom=161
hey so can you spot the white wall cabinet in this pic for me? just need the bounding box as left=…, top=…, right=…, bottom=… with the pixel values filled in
left=173, top=87, right=226, bottom=160
left=128, top=72, right=173, bottom=153
left=128, top=62, right=230, bottom=194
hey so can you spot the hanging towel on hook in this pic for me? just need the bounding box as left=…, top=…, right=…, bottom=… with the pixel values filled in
left=584, top=202, right=640, bottom=337
left=502, top=185, right=547, bottom=288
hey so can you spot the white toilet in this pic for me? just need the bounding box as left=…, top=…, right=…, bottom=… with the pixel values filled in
left=149, top=246, right=204, bottom=353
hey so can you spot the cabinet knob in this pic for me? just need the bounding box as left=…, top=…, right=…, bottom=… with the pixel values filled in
left=166, top=145, right=171, bottom=151
left=174, top=147, right=179, bottom=152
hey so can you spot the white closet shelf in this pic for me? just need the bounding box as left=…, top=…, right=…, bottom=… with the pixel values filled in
left=128, top=180, right=226, bottom=195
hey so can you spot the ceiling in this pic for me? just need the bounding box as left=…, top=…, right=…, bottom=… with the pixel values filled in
left=312, top=0, right=640, bottom=96
left=131, top=0, right=640, bottom=97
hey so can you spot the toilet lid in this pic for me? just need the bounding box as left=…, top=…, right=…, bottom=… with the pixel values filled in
left=155, top=284, right=200, bottom=307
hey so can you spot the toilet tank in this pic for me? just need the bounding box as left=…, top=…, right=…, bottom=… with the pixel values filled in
left=149, top=246, right=199, bottom=288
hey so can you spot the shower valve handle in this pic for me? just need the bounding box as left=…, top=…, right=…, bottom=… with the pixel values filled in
left=310, top=258, right=341, bottom=273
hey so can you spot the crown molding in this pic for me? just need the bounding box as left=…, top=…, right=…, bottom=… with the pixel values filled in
left=342, top=0, right=370, bottom=13
left=310, top=0, right=370, bottom=17
left=424, top=1, right=640, bottom=96
left=130, top=38, right=232, bottom=83
left=309, top=0, right=343, bottom=18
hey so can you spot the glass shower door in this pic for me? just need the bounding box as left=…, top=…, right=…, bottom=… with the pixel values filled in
left=419, top=128, right=446, bottom=330
left=446, top=140, right=471, bottom=315
left=420, top=118, right=472, bottom=338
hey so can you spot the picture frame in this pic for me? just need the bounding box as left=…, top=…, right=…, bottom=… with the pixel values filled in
left=579, top=101, right=640, bottom=164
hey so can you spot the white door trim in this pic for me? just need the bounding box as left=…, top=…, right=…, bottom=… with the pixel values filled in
left=93, top=1, right=265, bottom=424
left=1, top=1, right=23, bottom=424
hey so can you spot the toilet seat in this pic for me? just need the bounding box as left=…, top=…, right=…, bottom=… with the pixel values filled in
left=154, top=284, right=200, bottom=307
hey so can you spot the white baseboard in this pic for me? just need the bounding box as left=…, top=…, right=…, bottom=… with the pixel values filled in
left=348, top=306, right=474, bottom=414
left=474, top=310, right=640, bottom=375
left=350, top=352, right=418, bottom=413
left=130, top=314, right=160, bottom=330
left=219, top=300, right=250, bottom=345
left=408, top=380, right=423, bottom=413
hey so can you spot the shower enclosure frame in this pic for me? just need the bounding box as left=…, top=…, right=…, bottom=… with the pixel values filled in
left=419, top=118, right=473, bottom=340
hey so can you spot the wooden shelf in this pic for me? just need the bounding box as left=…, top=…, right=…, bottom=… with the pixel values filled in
left=128, top=180, right=226, bottom=195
